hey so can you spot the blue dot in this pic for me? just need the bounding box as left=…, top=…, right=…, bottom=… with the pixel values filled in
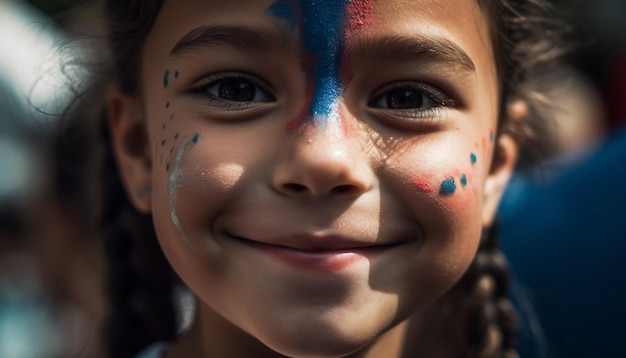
left=163, top=70, right=169, bottom=88
left=165, top=101, right=170, bottom=109
left=471, top=153, right=477, bottom=164
left=161, top=139, right=166, bottom=147
left=174, top=70, right=179, bottom=78
left=174, top=133, right=179, bottom=139
left=460, top=174, right=468, bottom=186
left=440, top=178, right=456, bottom=196
left=166, top=163, right=170, bottom=172
left=192, top=133, right=199, bottom=143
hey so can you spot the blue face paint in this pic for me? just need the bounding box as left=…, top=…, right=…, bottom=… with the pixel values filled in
left=269, top=0, right=349, bottom=124
left=192, top=133, right=199, bottom=144
left=165, top=101, right=170, bottom=109
left=440, top=178, right=456, bottom=196
left=460, top=174, right=468, bottom=186
left=470, top=153, right=477, bottom=164
left=163, top=70, right=169, bottom=88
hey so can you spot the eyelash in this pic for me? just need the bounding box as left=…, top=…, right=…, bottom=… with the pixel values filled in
left=368, top=81, right=454, bottom=121
left=189, top=72, right=276, bottom=110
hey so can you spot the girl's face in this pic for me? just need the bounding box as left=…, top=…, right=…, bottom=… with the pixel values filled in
left=111, top=0, right=516, bottom=356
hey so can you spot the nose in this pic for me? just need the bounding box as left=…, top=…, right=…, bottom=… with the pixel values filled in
left=272, top=122, right=373, bottom=198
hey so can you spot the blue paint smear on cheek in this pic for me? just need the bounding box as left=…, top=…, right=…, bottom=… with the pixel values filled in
left=269, top=0, right=349, bottom=123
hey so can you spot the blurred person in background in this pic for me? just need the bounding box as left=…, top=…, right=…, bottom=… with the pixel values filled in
left=0, top=0, right=104, bottom=356
left=497, top=2, right=626, bottom=355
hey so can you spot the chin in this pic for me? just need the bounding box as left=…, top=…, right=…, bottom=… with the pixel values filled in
left=253, top=320, right=377, bottom=358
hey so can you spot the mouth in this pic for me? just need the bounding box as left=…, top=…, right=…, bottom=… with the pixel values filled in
left=228, top=234, right=401, bottom=272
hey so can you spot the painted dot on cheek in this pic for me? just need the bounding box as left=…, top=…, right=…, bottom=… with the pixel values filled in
left=174, top=70, right=179, bottom=78
left=440, top=178, right=456, bottom=196
left=161, top=139, right=166, bottom=147
left=165, top=101, right=170, bottom=109
left=170, top=114, right=174, bottom=120
left=460, top=174, right=468, bottom=186
left=192, top=133, right=199, bottom=143
left=471, top=153, right=477, bottom=164
left=166, top=163, right=170, bottom=172
left=162, top=124, right=166, bottom=129
left=174, top=133, right=179, bottom=140
left=163, top=70, right=169, bottom=88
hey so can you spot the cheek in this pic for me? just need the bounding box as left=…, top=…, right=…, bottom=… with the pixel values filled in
left=151, top=132, right=248, bottom=252
left=382, top=140, right=485, bottom=258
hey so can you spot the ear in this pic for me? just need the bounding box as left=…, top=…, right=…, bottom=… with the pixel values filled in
left=107, top=86, right=152, bottom=214
left=481, top=100, right=527, bottom=226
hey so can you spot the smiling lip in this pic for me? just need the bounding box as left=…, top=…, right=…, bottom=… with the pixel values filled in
left=235, top=236, right=393, bottom=272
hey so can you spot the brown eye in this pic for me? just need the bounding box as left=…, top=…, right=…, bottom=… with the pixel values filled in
left=217, top=80, right=256, bottom=102
left=385, top=89, right=424, bottom=109
left=369, top=87, right=437, bottom=110
left=202, top=75, right=275, bottom=103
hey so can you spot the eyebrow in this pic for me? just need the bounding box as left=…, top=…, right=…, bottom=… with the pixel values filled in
left=170, top=25, right=294, bottom=56
left=350, top=35, right=476, bottom=72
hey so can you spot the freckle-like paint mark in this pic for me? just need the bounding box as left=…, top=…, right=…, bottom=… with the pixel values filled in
left=166, top=162, right=170, bottom=172
left=412, top=177, right=434, bottom=193
left=174, top=133, right=179, bottom=140
left=169, top=147, right=173, bottom=154
left=174, top=70, right=179, bottom=78
left=165, top=101, right=170, bottom=109
left=471, top=153, right=477, bottom=164
left=460, top=174, right=468, bottom=186
left=170, top=114, right=174, bottom=120
left=163, top=70, right=169, bottom=88
left=161, top=139, right=166, bottom=147
left=192, top=133, right=199, bottom=143
left=440, top=178, right=456, bottom=196
left=162, top=124, right=166, bottom=129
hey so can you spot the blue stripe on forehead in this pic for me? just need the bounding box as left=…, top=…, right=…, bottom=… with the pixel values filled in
left=269, top=0, right=349, bottom=122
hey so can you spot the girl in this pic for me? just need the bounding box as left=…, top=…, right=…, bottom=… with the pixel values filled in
left=61, top=0, right=562, bottom=356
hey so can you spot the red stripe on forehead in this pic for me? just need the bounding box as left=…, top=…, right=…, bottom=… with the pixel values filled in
left=345, top=0, right=374, bottom=40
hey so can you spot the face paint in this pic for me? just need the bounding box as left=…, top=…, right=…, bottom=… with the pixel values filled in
left=163, top=70, right=170, bottom=88
left=440, top=177, right=456, bottom=196
left=470, top=152, right=477, bottom=164
left=168, top=133, right=200, bottom=244
left=412, top=175, right=435, bottom=193
left=269, top=0, right=372, bottom=129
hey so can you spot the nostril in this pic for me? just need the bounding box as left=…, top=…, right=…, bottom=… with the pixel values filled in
left=333, top=185, right=355, bottom=194
left=284, top=183, right=308, bottom=192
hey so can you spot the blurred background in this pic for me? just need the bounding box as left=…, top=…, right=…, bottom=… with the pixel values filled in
left=0, top=0, right=624, bottom=357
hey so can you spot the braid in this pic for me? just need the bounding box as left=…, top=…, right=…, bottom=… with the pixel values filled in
left=459, top=225, right=518, bottom=358
left=98, top=113, right=178, bottom=357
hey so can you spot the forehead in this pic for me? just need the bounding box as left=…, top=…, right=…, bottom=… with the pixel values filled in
left=145, top=0, right=494, bottom=62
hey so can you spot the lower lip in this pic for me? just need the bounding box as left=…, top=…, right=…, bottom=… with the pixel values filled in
left=241, top=240, right=386, bottom=272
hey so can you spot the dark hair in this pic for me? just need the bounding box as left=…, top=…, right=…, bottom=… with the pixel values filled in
left=59, top=0, right=566, bottom=357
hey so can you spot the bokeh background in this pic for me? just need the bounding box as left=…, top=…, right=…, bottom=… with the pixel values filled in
left=1, top=0, right=624, bottom=357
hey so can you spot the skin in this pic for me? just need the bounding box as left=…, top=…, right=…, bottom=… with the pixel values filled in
left=108, top=0, right=519, bottom=356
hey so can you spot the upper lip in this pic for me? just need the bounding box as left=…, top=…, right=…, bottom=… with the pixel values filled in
left=227, top=231, right=404, bottom=252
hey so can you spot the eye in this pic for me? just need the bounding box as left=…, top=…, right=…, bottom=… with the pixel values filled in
left=192, top=72, right=275, bottom=106
left=368, top=83, right=446, bottom=111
